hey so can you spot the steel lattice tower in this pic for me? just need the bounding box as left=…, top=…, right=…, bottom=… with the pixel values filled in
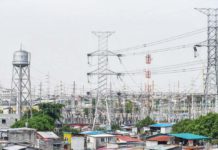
left=11, top=47, right=31, bottom=119
left=195, top=8, right=218, bottom=113
left=87, top=31, right=122, bottom=129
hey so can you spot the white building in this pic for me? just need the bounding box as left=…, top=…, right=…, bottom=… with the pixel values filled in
left=150, top=123, right=173, bottom=134
left=87, top=134, right=116, bottom=150
left=0, top=114, right=19, bottom=128
left=0, top=88, right=16, bottom=102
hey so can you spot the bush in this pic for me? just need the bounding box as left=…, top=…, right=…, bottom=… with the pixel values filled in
left=135, top=116, right=155, bottom=129
left=172, top=113, right=218, bottom=139
left=111, top=124, right=121, bottom=131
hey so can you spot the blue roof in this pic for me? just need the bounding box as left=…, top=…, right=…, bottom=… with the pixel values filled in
left=80, top=131, right=104, bottom=135
left=169, top=133, right=209, bottom=140
left=150, top=123, right=173, bottom=128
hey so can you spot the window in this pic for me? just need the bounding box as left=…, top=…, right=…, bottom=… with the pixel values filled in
left=2, top=119, right=6, bottom=124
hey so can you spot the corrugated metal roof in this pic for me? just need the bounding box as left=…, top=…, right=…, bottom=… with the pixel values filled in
left=145, top=145, right=179, bottom=150
left=169, top=133, right=209, bottom=140
left=150, top=123, right=173, bottom=128
left=89, top=134, right=115, bottom=138
left=3, top=145, right=27, bottom=150
left=37, top=131, right=59, bottom=139
left=8, top=127, right=36, bottom=131
left=116, top=135, right=142, bottom=142
left=146, top=135, right=171, bottom=142
left=80, top=130, right=104, bottom=135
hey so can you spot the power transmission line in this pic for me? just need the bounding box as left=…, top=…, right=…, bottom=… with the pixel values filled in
left=123, top=41, right=206, bottom=56
left=114, top=28, right=206, bottom=53
left=122, top=60, right=206, bottom=74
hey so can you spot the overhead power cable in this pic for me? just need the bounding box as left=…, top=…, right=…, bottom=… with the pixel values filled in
left=122, top=60, right=206, bottom=75
left=114, top=28, right=206, bottom=53
left=124, top=67, right=204, bottom=75
left=123, top=41, right=206, bottom=56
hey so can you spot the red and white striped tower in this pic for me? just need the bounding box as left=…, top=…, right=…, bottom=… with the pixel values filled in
left=145, top=52, right=153, bottom=117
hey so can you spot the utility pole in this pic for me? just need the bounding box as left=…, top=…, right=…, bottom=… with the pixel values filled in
left=60, top=81, right=63, bottom=98
left=32, top=87, right=36, bottom=100
left=46, top=73, right=50, bottom=99
left=195, top=8, right=218, bottom=113
left=39, top=82, right=42, bottom=100
left=117, top=92, right=124, bottom=124
left=72, top=81, right=76, bottom=110
left=87, top=31, right=122, bottom=129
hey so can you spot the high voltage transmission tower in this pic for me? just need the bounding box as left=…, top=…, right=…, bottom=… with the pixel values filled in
left=87, top=31, right=122, bottom=129
left=195, top=8, right=218, bottom=113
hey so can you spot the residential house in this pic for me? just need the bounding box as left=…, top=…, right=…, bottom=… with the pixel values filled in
left=36, top=131, right=62, bottom=150
left=150, top=123, right=173, bottom=134
left=86, top=134, right=116, bottom=150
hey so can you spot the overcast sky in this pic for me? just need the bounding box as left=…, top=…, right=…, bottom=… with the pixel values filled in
left=0, top=0, right=217, bottom=95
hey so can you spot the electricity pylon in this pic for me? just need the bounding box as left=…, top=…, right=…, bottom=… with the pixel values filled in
left=87, top=31, right=122, bottom=129
left=195, top=8, right=218, bottom=113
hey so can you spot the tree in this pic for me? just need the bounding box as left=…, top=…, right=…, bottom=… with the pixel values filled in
left=172, top=119, right=193, bottom=133
left=125, top=100, right=133, bottom=114
left=83, top=108, right=89, bottom=117
left=38, top=103, right=64, bottom=121
left=11, top=103, right=64, bottom=131
left=125, top=100, right=133, bottom=122
left=135, top=116, right=155, bottom=129
left=59, top=125, right=80, bottom=137
left=172, top=113, right=218, bottom=139
left=12, top=114, right=55, bottom=131
left=111, top=124, right=121, bottom=131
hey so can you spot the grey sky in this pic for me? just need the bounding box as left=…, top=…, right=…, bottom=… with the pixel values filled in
left=0, top=0, right=217, bottom=94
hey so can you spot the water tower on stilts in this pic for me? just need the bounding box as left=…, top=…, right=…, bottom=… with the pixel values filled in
left=11, top=46, right=31, bottom=119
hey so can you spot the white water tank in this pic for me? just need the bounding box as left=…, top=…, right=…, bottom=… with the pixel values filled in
left=12, top=50, right=30, bottom=67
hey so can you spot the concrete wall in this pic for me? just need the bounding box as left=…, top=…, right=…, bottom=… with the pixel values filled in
left=0, top=114, right=19, bottom=128
left=87, top=136, right=116, bottom=150
left=8, top=129, right=36, bottom=147
left=146, top=141, right=158, bottom=147
left=71, top=136, right=84, bottom=150
left=87, top=136, right=96, bottom=150
left=161, top=127, right=172, bottom=134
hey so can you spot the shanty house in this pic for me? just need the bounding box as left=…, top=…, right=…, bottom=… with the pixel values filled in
left=146, top=135, right=172, bottom=147
left=86, top=134, right=116, bottom=150
left=2, top=145, right=38, bottom=150
left=169, top=133, right=209, bottom=147
left=150, top=123, right=173, bottom=134
left=36, top=131, right=62, bottom=150
left=7, top=128, right=36, bottom=147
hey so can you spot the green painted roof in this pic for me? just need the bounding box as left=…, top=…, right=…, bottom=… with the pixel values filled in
left=170, top=133, right=209, bottom=140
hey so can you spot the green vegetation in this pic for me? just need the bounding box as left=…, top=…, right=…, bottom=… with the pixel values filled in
left=12, top=114, right=55, bottom=131
left=95, top=126, right=106, bottom=131
left=60, top=125, right=80, bottom=135
left=38, top=103, right=64, bottom=121
left=125, top=100, right=133, bottom=114
left=111, top=124, right=121, bottom=131
left=172, top=113, right=218, bottom=138
left=135, top=116, right=155, bottom=129
left=11, top=103, right=64, bottom=131
left=83, top=108, right=89, bottom=117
